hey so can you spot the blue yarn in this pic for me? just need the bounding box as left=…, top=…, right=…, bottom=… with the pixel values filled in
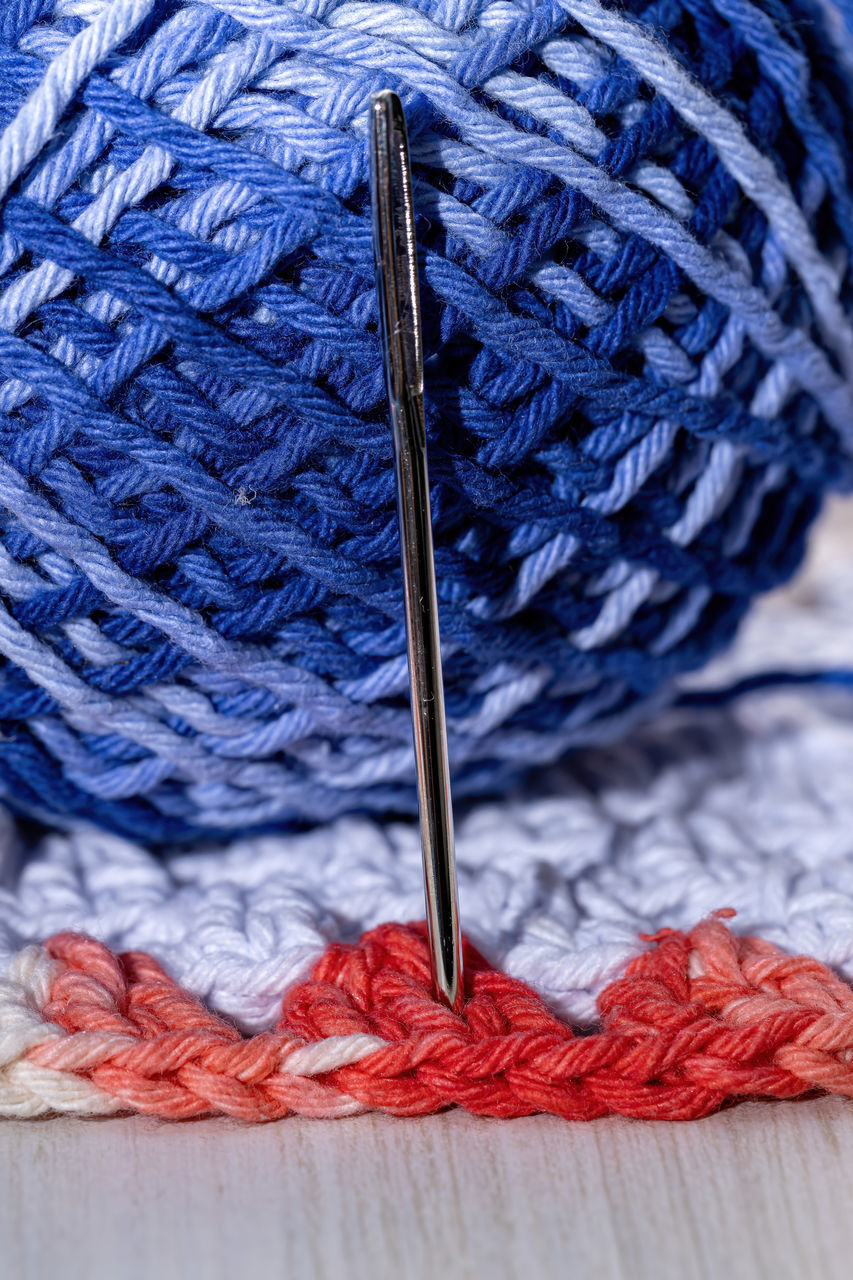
left=0, top=0, right=851, bottom=845
left=678, top=669, right=853, bottom=706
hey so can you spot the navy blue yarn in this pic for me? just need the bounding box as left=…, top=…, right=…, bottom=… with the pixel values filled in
left=678, top=669, right=853, bottom=706
left=0, top=0, right=850, bottom=845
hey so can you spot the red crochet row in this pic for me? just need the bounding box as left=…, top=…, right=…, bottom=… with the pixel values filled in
left=24, top=912, right=853, bottom=1122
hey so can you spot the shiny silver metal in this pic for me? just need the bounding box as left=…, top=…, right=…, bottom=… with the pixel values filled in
left=369, top=89, right=464, bottom=1013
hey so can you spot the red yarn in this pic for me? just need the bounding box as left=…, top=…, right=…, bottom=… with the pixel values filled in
left=27, top=916, right=853, bottom=1121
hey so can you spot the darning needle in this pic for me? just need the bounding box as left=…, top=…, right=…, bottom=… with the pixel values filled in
left=369, top=89, right=464, bottom=1013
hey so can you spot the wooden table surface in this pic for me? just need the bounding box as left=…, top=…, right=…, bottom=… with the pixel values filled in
left=1, top=1096, right=850, bottom=1279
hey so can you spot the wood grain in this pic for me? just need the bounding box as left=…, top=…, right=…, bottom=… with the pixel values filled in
left=1, top=1097, right=851, bottom=1280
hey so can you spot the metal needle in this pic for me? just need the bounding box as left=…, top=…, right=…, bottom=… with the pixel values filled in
left=369, top=89, right=464, bottom=1013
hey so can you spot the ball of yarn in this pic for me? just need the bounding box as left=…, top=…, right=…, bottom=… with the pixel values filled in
left=0, top=0, right=851, bottom=844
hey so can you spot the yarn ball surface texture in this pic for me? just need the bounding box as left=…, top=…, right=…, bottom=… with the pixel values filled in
left=0, top=0, right=852, bottom=843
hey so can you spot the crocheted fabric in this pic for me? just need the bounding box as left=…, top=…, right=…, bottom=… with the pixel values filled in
left=6, top=915, right=853, bottom=1121
left=0, top=502, right=851, bottom=1119
left=1, top=0, right=853, bottom=842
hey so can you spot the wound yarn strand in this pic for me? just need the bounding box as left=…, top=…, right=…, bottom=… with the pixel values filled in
left=0, top=1, right=850, bottom=841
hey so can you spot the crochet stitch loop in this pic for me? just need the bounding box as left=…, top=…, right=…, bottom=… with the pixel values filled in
left=0, top=0, right=852, bottom=842
left=5, top=915, right=853, bottom=1121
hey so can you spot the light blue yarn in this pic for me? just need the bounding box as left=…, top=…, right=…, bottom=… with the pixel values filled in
left=0, top=0, right=850, bottom=844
